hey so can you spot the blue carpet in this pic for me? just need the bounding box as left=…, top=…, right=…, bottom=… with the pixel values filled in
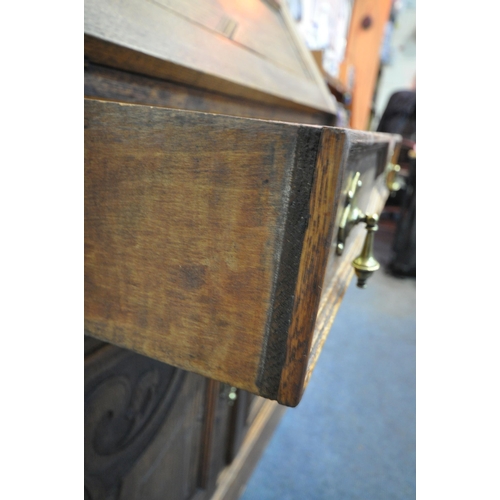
left=240, top=231, right=416, bottom=500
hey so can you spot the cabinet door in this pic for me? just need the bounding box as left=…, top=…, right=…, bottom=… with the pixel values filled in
left=85, top=98, right=398, bottom=406
left=84, top=341, right=207, bottom=500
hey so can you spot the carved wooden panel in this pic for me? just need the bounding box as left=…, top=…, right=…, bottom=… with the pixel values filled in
left=85, top=342, right=206, bottom=500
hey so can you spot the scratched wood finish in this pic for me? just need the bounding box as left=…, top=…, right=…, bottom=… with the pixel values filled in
left=85, top=98, right=397, bottom=406
left=85, top=99, right=327, bottom=399
left=84, top=0, right=336, bottom=116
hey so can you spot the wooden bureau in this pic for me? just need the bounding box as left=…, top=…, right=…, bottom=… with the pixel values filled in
left=84, top=1, right=401, bottom=498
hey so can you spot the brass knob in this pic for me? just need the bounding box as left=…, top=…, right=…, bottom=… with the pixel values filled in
left=220, top=384, right=238, bottom=406
left=352, top=214, right=380, bottom=288
left=227, top=386, right=238, bottom=406
left=386, top=163, right=402, bottom=194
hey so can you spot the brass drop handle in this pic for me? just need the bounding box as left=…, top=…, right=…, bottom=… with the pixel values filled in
left=352, top=214, right=380, bottom=288
left=336, top=171, right=380, bottom=288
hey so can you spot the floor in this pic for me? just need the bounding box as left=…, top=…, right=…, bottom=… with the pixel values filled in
left=239, top=218, right=416, bottom=500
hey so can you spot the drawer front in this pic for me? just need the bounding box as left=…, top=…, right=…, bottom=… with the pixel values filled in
left=85, top=98, right=398, bottom=406
left=304, top=132, right=401, bottom=391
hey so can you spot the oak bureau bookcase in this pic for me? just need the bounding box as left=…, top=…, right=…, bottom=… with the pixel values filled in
left=84, top=1, right=401, bottom=499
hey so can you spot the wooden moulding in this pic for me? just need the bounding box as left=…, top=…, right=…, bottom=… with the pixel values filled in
left=210, top=399, right=286, bottom=500
left=85, top=98, right=395, bottom=406
left=263, top=127, right=346, bottom=405
left=84, top=34, right=336, bottom=119
left=84, top=62, right=335, bottom=126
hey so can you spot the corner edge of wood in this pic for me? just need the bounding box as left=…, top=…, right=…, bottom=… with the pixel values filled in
left=275, top=127, right=347, bottom=407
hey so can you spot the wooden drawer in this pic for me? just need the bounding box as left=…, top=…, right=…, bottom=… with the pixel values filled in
left=85, top=98, right=400, bottom=406
left=305, top=132, right=401, bottom=391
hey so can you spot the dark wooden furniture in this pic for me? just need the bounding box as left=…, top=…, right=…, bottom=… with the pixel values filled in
left=85, top=1, right=400, bottom=499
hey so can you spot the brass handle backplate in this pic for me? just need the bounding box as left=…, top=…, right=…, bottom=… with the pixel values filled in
left=336, top=172, right=362, bottom=256
left=336, top=171, right=380, bottom=288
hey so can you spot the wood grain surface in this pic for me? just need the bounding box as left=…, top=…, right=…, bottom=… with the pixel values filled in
left=84, top=62, right=335, bottom=126
left=85, top=99, right=326, bottom=397
left=84, top=0, right=337, bottom=116
left=276, top=129, right=398, bottom=405
left=85, top=98, right=397, bottom=406
left=274, top=128, right=345, bottom=405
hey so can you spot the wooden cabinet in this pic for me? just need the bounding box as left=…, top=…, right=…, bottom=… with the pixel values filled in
left=85, top=1, right=400, bottom=498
